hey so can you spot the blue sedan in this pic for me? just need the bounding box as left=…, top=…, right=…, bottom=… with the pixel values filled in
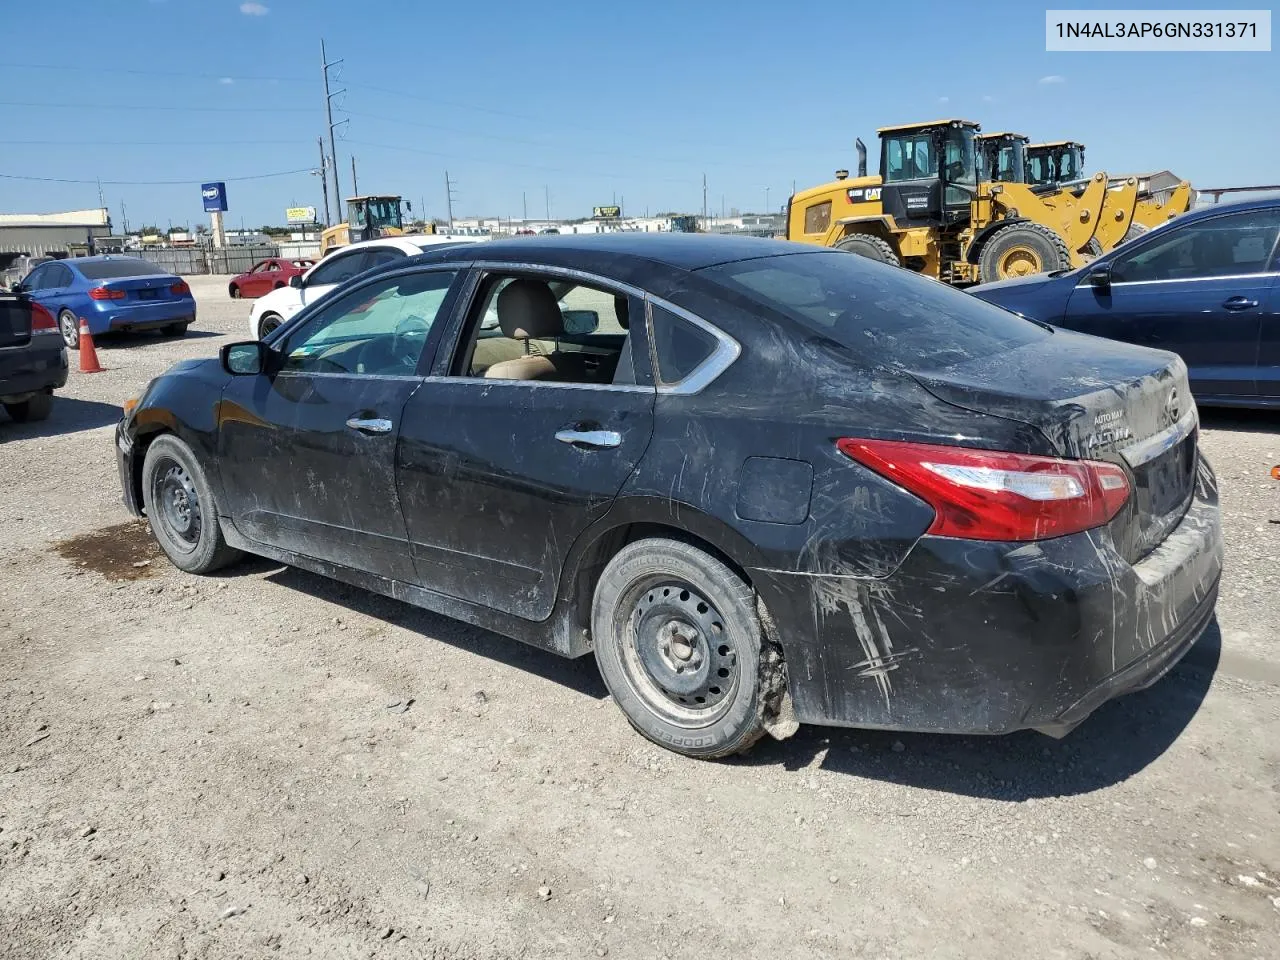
left=970, top=197, right=1280, bottom=408
left=14, top=255, right=196, bottom=349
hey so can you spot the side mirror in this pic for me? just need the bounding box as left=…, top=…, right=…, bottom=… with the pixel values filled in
left=289, top=274, right=303, bottom=289
left=1086, top=262, right=1112, bottom=293
left=221, top=340, right=268, bottom=376
left=10, top=282, right=25, bottom=294
left=561, top=309, right=599, bottom=335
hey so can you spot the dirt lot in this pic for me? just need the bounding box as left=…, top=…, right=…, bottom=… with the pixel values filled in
left=2, top=274, right=1278, bottom=959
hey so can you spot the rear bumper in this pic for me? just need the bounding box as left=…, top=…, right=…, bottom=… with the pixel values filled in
left=0, top=338, right=68, bottom=401
left=753, top=454, right=1223, bottom=736
left=84, top=299, right=196, bottom=334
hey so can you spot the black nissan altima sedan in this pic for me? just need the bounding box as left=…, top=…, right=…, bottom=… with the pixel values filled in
left=115, top=234, right=1222, bottom=758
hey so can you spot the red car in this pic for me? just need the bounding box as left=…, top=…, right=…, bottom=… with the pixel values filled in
left=228, top=258, right=315, bottom=299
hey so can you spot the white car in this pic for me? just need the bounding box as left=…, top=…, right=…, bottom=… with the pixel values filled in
left=247, top=235, right=486, bottom=339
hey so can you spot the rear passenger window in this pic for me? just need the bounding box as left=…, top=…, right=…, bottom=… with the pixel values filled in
left=649, top=304, right=718, bottom=385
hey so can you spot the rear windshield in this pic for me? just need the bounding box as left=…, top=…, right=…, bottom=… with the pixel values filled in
left=701, top=252, right=1048, bottom=368
left=77, top=258, right=168, bottom=280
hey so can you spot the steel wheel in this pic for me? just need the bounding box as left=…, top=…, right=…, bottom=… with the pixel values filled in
left=615, top=578, right=741, bottom=727
left=150, top=456, right=202, bottom=554
left=997, top=245, right=1041, bottom=278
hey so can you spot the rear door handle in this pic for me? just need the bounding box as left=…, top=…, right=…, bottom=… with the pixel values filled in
left=1222, top=296, right=1259, bottom=311
left=555, top=428, right=621, bottom=449
left=346, top=417, right=393, bottom=435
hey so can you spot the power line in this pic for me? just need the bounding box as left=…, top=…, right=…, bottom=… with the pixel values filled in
left=0, top=99, right=314, bottom=114
left=0, top=167, right=315, bottom=186
left=0, top=61, right=310, bottom=82
left=0, top=139, right=307, bottom=146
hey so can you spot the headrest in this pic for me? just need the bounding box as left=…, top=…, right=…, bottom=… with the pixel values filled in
left=615, top=294, right=630, bottom=330
left=497, top=279, right=563, bottom=339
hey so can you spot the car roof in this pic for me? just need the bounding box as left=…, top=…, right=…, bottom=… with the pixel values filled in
left=406, top=233, right=810, bottom=272
left=1153, top=195, right=1280, bottom=225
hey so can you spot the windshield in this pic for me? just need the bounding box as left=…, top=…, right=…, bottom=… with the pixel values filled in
left=77, top=258, right=168, bottom=280
left=997, top=142, right=1026, bottom=183
left=1059, top=146, right=1084, bottom=180
left=367, top=199, right=403, bottom=228
left=701, top=251, right=1048, bottom=369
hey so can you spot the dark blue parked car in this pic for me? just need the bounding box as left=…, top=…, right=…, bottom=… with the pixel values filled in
left=13, top=255, right=195, bottom=349
left=971, top=198, right=1280, bottom=407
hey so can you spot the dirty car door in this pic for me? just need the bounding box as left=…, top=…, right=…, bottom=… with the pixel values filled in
left=395, top=272, right=654, bottom=621
left=217, top=267, right=462, bottom=580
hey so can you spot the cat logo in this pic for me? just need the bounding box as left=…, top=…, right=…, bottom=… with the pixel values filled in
left=846, top=187, right=882, bottom=203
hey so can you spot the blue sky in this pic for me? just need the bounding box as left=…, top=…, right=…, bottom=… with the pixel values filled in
left=0, top=1, right=1275, bottom=229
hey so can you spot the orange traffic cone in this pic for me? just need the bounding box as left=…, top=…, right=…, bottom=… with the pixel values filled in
left=78, top=318, right=104, bottom=374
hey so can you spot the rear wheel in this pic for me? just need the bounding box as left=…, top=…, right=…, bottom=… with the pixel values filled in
left=834, top=233, right=901, bottom=266
left=592, top=538, right=771, bottom=759
left=229, top=284, right=241, bottom=299
left=978, top=222, right=1071, bottom=283
left=141, top=434, right=242, bottom=574
left=273, top=281, right=285, bottom=290
left=258, top=313, right=284, bottom=339
left=4, top=392, right=53, bottom=423
left=164, top=322, right=188, bottom=337
left=58, top=310, right=79, bottom=349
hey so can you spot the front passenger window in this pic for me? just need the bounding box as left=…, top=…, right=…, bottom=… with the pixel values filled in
left=281, top=270, right=457, bottom=376
left=305, top=251, right=373, bottom=287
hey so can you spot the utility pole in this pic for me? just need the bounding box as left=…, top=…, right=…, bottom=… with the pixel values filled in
left=544, top=185, right=550, bottom=220
left=702, top=173, right=708, bottom=227
left=120, top=200, right=129, bottom=236
left=444, top=170, right=457, bottom=229
left=522, top=191, right=527, bottom=221
left=350, top=155, right=358, bottom=196
left=321, top=39, right=345, bottom=220
left=765, top=186, right=770, bottom=214
left=315, top=137, right=330, bottom=226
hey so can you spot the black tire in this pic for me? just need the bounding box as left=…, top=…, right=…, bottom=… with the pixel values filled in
left=258, top=313, right=283, bottom=339
left=164, top=322, right=188, bottom=337
left=273, top=281, right=285, bottom=290
left=834, top=233, right=901, bottom=266
left=978, top=222, right=1071, bottom=283
left=4, top=392, right=53, bottom=423
left=592, top=538, right=771, bottom=759
left=141, top=434, right=242, bottom=574
left=1122, top=221, right=1149, bottom=244
left=58, top=310, right=79, bottom=349
left=229, top=284, right=241, bottom=299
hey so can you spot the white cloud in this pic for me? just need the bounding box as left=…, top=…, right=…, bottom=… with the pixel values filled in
left=938, top=96, right=950, bottom=104
left=982, top=94, right=995, bottom=102
left=219, top=77, right=234, bottom=85
left=1038, top=74, right=1066, bottom=84
left=240, top=2, right=269, bottom=15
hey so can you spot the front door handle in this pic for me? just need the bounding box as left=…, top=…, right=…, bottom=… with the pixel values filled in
left=1222, top=296, right=1259, bottom=311
left=555, top=428, right=621, bottom=449
left=346, top=416, right=393, bottom=435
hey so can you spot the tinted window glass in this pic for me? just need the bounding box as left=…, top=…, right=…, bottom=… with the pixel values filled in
left=77, top=258, right=167, bottom=280
left=650, top=304, right=717, bottom=384
left=23, top=265, right=50, bottom=290
left=363, top=249, right=404, bottom=270
left=885, top=133, right=934, bottom=182
left=703, top=251, right=1047, bottom=368
left=48, top=264, right=73, bottom=287
left=307, top=250, right=375, bottom=286
left=283, top=270, right=457, bottom=376
left=804, top=201, right=832, bottom=234
left=1112, top=209, right=1280, bottom=283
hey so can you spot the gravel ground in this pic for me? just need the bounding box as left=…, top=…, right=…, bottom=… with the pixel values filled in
left=1, top=275, right=1278, bottom=959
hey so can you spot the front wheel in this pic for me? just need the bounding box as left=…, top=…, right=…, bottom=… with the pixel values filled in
left=834, top=233, right=901, bottom=266
left=257, top=313, right=283, bottom=339
left=229, top=284, right=241, bottom=299
left=978, top=222, right=1071, bottom=283
left=592, top=538, right=771, bottom=759
left=164, top=322, right=188, bottom=337
left=141, top=434, right=242, bottom=574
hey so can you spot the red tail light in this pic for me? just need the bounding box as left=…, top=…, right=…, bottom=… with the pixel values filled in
left=837, top=438, right=1130, bottom=541
left=30, top=302, right=57, bottom=333
left=170, top=281, right=190, bottom=295
left=89, top=286, right=126, bottom=301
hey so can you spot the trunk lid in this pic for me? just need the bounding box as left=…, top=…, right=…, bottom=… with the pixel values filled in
left=100, top=276, right=182, bottom=303
left=906, top=328, right=1197, bottom=562
left=0, top=295, right=33, bottom=348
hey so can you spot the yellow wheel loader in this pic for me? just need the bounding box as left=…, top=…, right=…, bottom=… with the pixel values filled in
left=979, top=133, right=1138, bottom=256
left=787, top=120, right=1125, bottom=285
left=319, top=195, right=422, bottom=255
left=1026, top=141, right=1193, bottom=242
